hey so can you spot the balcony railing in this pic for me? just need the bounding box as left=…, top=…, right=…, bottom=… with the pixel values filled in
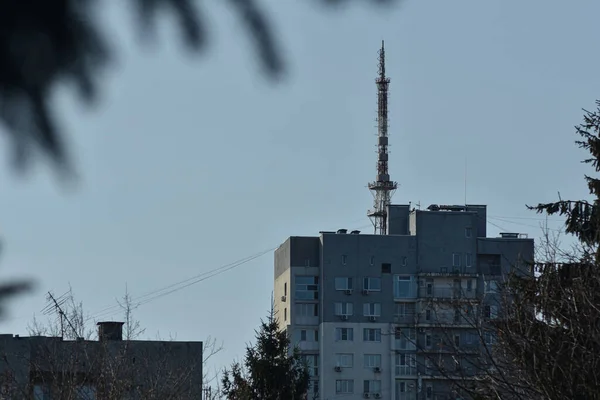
left=395, top=365, right=417, bottom=376
left=418, top=287, right=477, bottom=300
left=393, top=313, right=418, bottom=324
left=418, top=268, right=478, bottom=277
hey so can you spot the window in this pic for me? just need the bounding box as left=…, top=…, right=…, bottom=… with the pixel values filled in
left=335, top=328, right=354, bottom=341
left=363, top=303, right=381, bottom=317
left=304, top=258, right=310, bottom=267
left=295, top=276, right=319, bottom=300
left=454, top=334, right=461, bottom=347
left=426, top=281, right=433, bottom=296
left=309, top=380, right=319, bottom=396
left=364, top=354, right=382, bottom=368
left=465, top=227, right=472, bottom=238
left=335, top=302, right=353, bottom=316
left=425, top=358, right=433, bottom=374
left=298, top=329, right=318, bottom=342
left=381, top=263, right=391, bottom=273
left=484, top=331, right=496, bottom=345
left=466, top=253, right=473, bottom=267
left=33, top=385, right=51, bottom=400
left=363, top=277, right=382, bottom=291
left=396, top=380, right=406, bottom=394
left=426, top=385, right=433, bottom=399
left=342, top=255, right=347, bottom=265
left=284, top=282, right=287, bottom=296
left=425, top=333, right=432, bottom=347
left=425, top=308, right=432, bottom=321
left=395, top=303, right=415, bottom=318
left=297, top=303, right=318, bottom=317
left=76, top=385, right=97, bottom=399
left=335, top=277, right=353, bottom=291
left=370, top=256, right=375, bottom=265
left=335, top=353, right=354, bottom=368
left=454, top=307, right=461, bottom=323
left=394, top=353, right=416, bottom=375
left=485, top=280, right=499, bottom=293
left=484, top=305, right=498, bottom=320
left=363, top=328, right=382, bottom=342
left=466, top=279, right=473, bottom=292
left=393, top=275, right=414, bottom=298
left=335, top=380, right=354, bottom=394
left=284, top=308, right=287, bottom=321
left=466, top=332, right=477, bottom=345
left=395, top=328, right=416, bottom=350
left=302, top=355, right=319, bottom=377
left=363, top=380, right=382, bottom=393
left=452, top=253, right=461, bottom=267
left=401, top=256, right=407, bottom=266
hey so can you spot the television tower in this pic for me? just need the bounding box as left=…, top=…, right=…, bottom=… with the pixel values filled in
left=368, top=41, right=398, bottom=235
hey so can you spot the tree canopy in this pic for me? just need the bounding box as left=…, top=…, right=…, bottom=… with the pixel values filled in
left=221, top=304, right=309, bottom=399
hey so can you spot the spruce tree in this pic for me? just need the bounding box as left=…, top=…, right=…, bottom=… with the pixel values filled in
left=484, top=100, right=600, bottom=399
left=221, top=303, right=309, bottom=400
left=530, top=99, right=600, bottom=255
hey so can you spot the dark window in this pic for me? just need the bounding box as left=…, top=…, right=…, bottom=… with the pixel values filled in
left=381, top=263, right=391, bottom=273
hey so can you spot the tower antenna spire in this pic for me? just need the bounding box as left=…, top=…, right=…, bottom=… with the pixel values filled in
left=368, top=40, right=398, bottom=235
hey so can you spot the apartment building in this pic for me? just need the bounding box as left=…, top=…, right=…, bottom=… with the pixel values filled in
left=0, top=321, right=203, bottom=399
left=274, top=204, right=534, bottom=400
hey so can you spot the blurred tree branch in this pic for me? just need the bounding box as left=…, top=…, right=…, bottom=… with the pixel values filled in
left=0, top=0, right=399, bottom=177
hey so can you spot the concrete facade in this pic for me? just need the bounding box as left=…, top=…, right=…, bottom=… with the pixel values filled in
left=274, top=204, right=534, bottom=400
left=0, top=322, right=203, bottom=399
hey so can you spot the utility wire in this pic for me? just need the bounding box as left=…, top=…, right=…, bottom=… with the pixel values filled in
left=85, top=247, right=277, bottom=322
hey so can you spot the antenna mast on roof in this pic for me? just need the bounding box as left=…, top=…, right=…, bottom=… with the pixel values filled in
left=368, top=41, right=398, bottom=235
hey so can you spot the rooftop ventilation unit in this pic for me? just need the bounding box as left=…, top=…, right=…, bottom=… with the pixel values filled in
left=428, top=204, right=466, bottom=212
left=350, top=230, right=361, bottom=235
left=337, top=229, right=348, bottom=234
left=499, top=233, right=519, bottom=239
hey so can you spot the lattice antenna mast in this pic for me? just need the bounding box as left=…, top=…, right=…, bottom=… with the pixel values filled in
left=368, top=41, right=398, bottom=235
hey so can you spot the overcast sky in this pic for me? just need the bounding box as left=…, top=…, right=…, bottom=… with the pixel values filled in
left=1, top=0, right=598, bottom=379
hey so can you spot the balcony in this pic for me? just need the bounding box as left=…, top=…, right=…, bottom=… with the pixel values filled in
left=395, top=365, right=417, bottom=377
left=393, top=313, right=418, bottom=325
left=418, top=342, right=481, bottom=354
left=418, top=268, right=478, bottom=278
left=418, top=287, right=477, bottom=301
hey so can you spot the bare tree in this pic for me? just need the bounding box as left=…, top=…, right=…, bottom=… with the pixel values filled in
left=202, top=335, right=224, bottom=399
left=116, top=284, right=146, bottom=341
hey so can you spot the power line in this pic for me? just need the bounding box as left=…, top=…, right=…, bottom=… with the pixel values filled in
left=85, top=247, right=277, bottom=322
left=489, top=216, right=563, bottom=233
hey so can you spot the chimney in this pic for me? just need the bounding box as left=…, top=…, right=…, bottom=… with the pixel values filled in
left=97, top=321, right=124, bottom=342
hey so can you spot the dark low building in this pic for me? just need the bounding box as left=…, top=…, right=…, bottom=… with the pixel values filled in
left=0, top=321, right=203, bottom=399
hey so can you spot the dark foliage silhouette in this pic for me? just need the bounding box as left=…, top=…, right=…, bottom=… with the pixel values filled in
left=0, top=0, right=398, bottom=177
left=221, top=303, right=309, bottom=399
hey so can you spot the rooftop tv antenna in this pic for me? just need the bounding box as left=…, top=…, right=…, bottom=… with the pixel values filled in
left=368, top=40, right=398, bottom=235
left=42, top=290, right=78, bottom=338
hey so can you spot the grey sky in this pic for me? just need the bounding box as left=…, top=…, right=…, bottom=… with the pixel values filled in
left=1, top=0, right=598, bottom=377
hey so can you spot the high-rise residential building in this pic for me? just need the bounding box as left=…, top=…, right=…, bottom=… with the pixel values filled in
left=273, top=42, right=534, bottom=400
left=274, top=206, right=533, bottom=399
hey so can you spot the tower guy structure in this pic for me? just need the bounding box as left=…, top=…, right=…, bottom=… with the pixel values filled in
left=368, top=40, right=398, bottom=235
